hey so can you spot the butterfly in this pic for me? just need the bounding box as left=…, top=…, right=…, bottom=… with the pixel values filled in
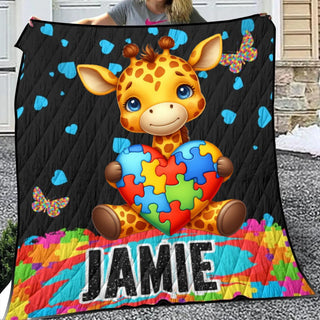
left=220, top=30, right=258, bottom=73
left=32, top=186, right=69, bottom=218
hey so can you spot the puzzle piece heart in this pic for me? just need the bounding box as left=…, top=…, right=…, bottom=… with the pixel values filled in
left=221, top=109, right=237, bottom=125
left=65, top=124, right=78, bottom=135
left=99, top=39, right=115, bottom=55
left=40, top=24, right=53, bottom=36
left=168, top=29, right=188, bottom=50
left=34, top=95, right=48, bottom=111
left=108, top=63, right=122, bottom=75
left=258, top=106, right=272, bottom=128
left=58, top=62, right=77, bottom=79
left=116, top=141, right=224, bottom=235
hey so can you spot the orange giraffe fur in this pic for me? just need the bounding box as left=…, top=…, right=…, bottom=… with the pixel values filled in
left=77, top=35, right=246, bottom=240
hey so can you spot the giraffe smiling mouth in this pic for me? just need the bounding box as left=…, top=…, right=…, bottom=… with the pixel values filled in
left=150, top=118, right=180, bottom=127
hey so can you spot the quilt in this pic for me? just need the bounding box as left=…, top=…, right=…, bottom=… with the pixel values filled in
left=5, top=14, right=315, bottom=319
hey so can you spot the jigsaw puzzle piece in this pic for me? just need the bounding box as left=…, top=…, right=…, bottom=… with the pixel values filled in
left=199, top=141, right=223, bottom=162
left=166, top=174, right=203, bottom=210
left=175, top=147, right=215, bottom=185
left=118, top=174, right=144, bottom=205
left=155, top=156, right=187, bottom=185
left=116, top=144, right=151, bottom=187
left=134, top=185, right=170, bottom=214
left=140, top=203, right=171, bottom=235
left=159, top=200, right=191, bottom=235
left=142, top=144, right=164, bottom=162
left=171, top=140, right=206, bottom=159
left=141, top=159, right=166, bottom=194
left=194, top=171, right=224, bottom=201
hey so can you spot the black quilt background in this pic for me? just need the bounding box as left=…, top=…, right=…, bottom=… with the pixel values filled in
left=14, top=15, right=277, bottom=246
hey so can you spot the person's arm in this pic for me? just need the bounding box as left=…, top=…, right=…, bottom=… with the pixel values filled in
left=74, top=12, right=117, bottom=25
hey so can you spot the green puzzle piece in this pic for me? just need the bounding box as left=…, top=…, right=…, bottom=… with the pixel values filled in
left=140, top=203, right=171, bottom=236
left=14, top=261, right=36, bottom=285
left=270, top=260, right=300, bottom=281
left=166, top=174, right=203, bottom=210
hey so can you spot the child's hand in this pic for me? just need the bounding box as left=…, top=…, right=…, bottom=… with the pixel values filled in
left=29, top=16, right=40, bottom=27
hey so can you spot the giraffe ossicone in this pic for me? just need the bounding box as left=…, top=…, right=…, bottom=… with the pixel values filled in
left=77, top=34, right=246, bottom=240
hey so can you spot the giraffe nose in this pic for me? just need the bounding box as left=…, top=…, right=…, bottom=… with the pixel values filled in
left=170, top=104, right=173, bottom=109
left=149, top=109, right=153, bottom=113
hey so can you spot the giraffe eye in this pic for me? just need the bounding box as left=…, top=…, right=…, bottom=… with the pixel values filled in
left=177, top=85, right=193, bottom=99
left=125, top=98, right=141, bottom=112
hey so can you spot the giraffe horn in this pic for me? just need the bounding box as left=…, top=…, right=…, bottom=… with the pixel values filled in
left=158, top=36, right=175, bottom=55
left=123, top=43, right=139, bottom=64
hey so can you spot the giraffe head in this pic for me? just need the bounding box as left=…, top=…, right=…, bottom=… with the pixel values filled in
left=77, top=34, right=222, bottom=136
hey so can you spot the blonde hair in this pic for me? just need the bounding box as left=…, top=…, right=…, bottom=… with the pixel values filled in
left=140, top=0, right=193, bottom=24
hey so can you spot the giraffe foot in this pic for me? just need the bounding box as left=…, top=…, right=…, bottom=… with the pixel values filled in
left=217, top=200, right=246, bottom=236
left=92, top=205, right=121, bottom=240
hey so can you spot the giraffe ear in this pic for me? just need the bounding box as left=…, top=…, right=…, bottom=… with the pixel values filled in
left=188, top=34, right=222, bottom=71
left=77, top=64, right=118, bottom=96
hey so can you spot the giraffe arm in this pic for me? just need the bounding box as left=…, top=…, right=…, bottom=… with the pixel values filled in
left=217, top=156, right=233, bottom=182
left=105, top=161, right=122, bottom=188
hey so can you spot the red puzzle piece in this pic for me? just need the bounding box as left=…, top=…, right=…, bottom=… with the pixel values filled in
left=155, top=156, right=187, bottom=185
left=194, top=171, right=223, bottom=201
left=118, top=174, right=144, bottom=205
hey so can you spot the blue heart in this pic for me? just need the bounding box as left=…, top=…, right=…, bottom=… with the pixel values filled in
left=198, top=71, right=208, bottom=79
left=65, top=124, right=78, bottom=135
left=49, top=72, right=54, bottom=77
left=57, top=62, right=77, bottom=79
left=222, top=31, right=229, bottom=40
left=34, top=95, right=48, bottom=111
left=125, top=38, right=132, bottom=44
left=113, top=137, right=131, bottom=154
left=17, top=107, right=24, bottom=119
left=21, top=63, right=25, bottom=71
left=271, top=38, right=274, bottom=43
left=269, top=54, right=274, bottom=62
left=168, top=29, right=188, bottom=50
left=61, top=39, right=69, bottom=47
left=221, top=109, right=237, bottom=125
left=108, top=63, right=123, bottom=75
left=20, top=73, right=24, bottom=80
left=51, top=170, right=68, bottom=186
left=148, top=27, right=159, bottom=36
left=258, top=106, right=272, bottom=128
left=270, top=92, right=273, bottom=100
left=233, top=77, right=243, bottom=90
left=241, top=19, right=255, bottom=36
left=40, top=24, right=53, bottom=36
left=253, top=145, right=258, bottom=150
left=60, top=91, right=65, bottom=96
left=99, top=39, right=115, bottom=55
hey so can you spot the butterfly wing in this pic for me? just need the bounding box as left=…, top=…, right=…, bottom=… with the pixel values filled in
left=47, top=197, right=70, bottom=218
left=220, top=54, right=243, bottom=73
left=32, top=186, right=46, bottom=212
left=240, top=31, right=258, bottom=63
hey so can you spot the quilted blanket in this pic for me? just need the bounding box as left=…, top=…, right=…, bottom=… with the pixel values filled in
left=5, top=14, right=315, bottom=319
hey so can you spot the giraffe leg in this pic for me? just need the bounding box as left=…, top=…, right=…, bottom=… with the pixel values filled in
left=92, top=204, right=154, bottom=240
left=186, top=200, right=246, bottom=236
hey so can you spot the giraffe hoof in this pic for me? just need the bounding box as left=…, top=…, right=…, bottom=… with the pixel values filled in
left=217, top=200, right=246, bottom=236
left=92, top=205, right=121, bottom=240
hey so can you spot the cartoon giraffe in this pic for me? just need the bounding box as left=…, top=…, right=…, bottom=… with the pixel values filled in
left=77, top=35, right=246, bottom=240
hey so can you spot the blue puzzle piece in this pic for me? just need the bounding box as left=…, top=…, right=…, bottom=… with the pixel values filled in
left=171, top=140, right=206, bottom=159
left=174, top=147, right=215, bottom=185
left=116, top=145, right=151, bottom=187
left=251, top=281, right=285, bottom=298
left=134, top=186, right=171, bottom=214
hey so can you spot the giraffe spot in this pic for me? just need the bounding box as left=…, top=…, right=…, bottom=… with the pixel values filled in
left=129, top=126, right=134, bottom=131
left=147, top=63, right=156, bottom=70
left=124, top=206, right=130, bottom=212
left=135, top=68, right=144, bottom=78
left=169, top=61, right=179, bottom=68
left=127, top=214, right=136, bottom=223
left=195, top=220, right=205, bottom=229
left=172, top=133, right=180, bottom=142
left=198, top=98, right=205, bottom=110
left=155, top=136, right=163, bottom=144
left=126, top=227, right=134, bottom=235
left=120, top=220, right=125, bottom=226
left=121, top=117, right=129, bottom=128
left=191, top=51, right=196, bottom=57
left=108, top=71, right=117, bottom=79
left=136, top=61, right=143, bottom=66
left=170, top=55, right=177, bottom=59
left=117, top=94, right=122, bottom=102
left=155, top=81, right=161, bottom=91
left=183, top=64, right=192, bottom=72
left=164, top=144, right=174, bottom=153
left=126, top=67, right=133, bottom=76
left=159, top=57, right=167, bottom=62
left=155, top=67, right=165, bottom=78
left=179, top=58, right=186, bottom=63
left=126, top=81, right=132, bottom=90
left=119, top=73, right=125, bottom=83
left=190, top=74, right=198, bottom=81
left=117, top=84, right=122, bottom=91
left=203, top=211, right=213, bottom=220
left=144, top=74, right=153, bottom=83
left=136, top=221, right=147, bottom=230
left=175, top=71, right=184, bottom=76
left=193, top=111, right=200, bottom=117
left=208, top=224, right=214, bottom=231
left=120, top=211, right=124, bottom=217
